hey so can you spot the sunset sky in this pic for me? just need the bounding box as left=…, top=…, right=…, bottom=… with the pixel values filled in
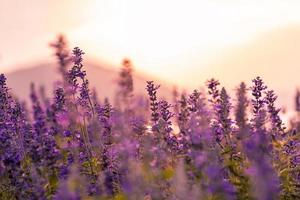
left=1, top=0, right=300, bottom=109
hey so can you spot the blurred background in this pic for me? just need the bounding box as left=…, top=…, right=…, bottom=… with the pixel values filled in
left=1, top=0, right=300, bottom=114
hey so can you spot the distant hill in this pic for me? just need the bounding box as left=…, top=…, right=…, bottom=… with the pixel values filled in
left=6, top=60, right=173, bottom=103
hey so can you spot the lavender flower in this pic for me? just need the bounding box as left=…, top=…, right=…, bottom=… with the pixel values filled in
left=207, top=81, right=232, bottom=146
left=265, top=90, right=285, bottom=137
left=50, top=34, right=70, bottom=78
left=235, top=82, right=249, bottom=129
left=0, top=74, right=34, bottom=198
left=251, top=76, right=267, bottom=132
left=67, top=47, right=95, bottom=117
left=67, top=47, right=86, bottom=89
left=216, top=88, right=233, bottom=144
left=244, top=132, right=280, bottom=200
left=206, top=78, right=220, bottom=103
left=159, top=100, right=174, bottom=134
left=117, top=58, right=134, bottom=110
left=30, top=83, right=61, bottom=198
left=146, top=81, right=160, bottom=125
left=54, top=87, right=66, bottom=112
left=177, top=94, right=190, bottom=133
left=96, top=102, right=120, bottom=195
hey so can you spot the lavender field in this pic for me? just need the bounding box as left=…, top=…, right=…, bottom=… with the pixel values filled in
left=0, top=36, right=300, bottom=200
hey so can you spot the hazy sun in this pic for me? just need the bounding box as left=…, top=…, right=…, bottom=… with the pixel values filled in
left=68, top=0, right=300, bottom=84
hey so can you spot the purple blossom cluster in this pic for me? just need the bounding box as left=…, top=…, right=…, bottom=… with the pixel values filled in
left=1, top=38, right=300, bottom=199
